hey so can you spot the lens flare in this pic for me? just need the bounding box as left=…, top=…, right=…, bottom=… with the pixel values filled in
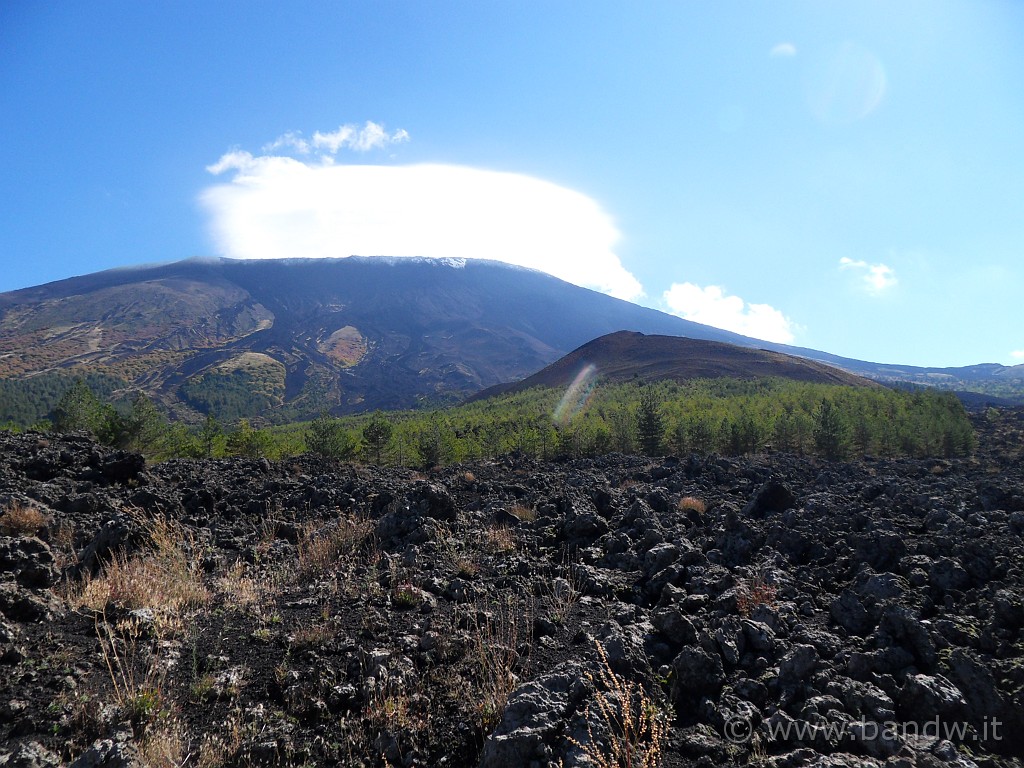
left=805, top=41, right=887, bottom=124
left=553, top=364, right=598, bottom=425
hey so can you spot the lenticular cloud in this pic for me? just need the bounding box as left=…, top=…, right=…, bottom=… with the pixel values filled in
left=200, top=154, right=643, bottom=301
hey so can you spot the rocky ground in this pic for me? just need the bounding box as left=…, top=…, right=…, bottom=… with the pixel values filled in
left=1, top=409, right=1023, bottom=767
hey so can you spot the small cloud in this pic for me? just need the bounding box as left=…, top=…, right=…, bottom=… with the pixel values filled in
left=262, top=131, right=311, bottom=155
left=1011, top=350, right=1024, bottom=361
left=259, top=121, right=409, bottom=159
left=662, top=282, right=796, bottom=344
left=200, top=138, right=643, bottom=301
left=770, top=42, right=797, bottom=58
left=839, top=257, right=897, bottom=294
left=205, top=150, right=256, bottom=175
left=313, top=121, right=410, bottom=153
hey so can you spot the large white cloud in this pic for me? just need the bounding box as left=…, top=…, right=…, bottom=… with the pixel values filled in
left=839, top=257, right=897, bottom=294
left=663, top=282, right=796, bottom=344
left=199, top=132, right=643, bottom=301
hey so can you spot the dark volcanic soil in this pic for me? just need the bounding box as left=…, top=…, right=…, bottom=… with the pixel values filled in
left=1, top=410, right=1023, bottom=767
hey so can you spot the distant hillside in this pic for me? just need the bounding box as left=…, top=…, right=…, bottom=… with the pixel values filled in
left=475, top=331, right=877, bottom=399
left=0, top=256, right=1019, bottom=422
left=0, top=257, right=762, bottom=420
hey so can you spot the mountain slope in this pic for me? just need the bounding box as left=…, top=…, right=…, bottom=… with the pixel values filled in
left=1, top=256, right=1019, bottom=419
left=476, top=331, right=878, bottom=399
left=0, top=257, right=761, bottom=417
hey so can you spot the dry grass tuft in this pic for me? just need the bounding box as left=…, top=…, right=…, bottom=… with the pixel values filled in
left=508, top=503, right=537, bottom=523
left=137, top=715, right=189, bottom=767
left=455, top=555, right=480, bottom=579
left=735, top=568, right=778, bottom=617
left=568, top=641, right=668, bottom=768
left=290, top=620, right=337, bottom=650
left=471, top=596, right=531, bottom=735
left=0, top=502, right=50, bottom=536
left=73, top=514, right=209, bottom=631
left=217, top=560, right=272, bottom=613
left=196, top=707, right=249, bottom=767
left=541, top=566, right=583, bottom=625
left=677, top=496, right=706, bottom=515
left=95, top=611, right=166, bottom=724
left=295, top=513, right=374, bottom=583
left=483, top=524, right=517, bottom=553
left=463, top=471, right=476, bottom=483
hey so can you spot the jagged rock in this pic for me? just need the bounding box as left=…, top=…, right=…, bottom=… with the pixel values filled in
left=741, top=618, right=777, bottom=655
left=824, top=676, right=895, bottom=721
left=944, top=648, right=1006, bottom=732
left=929, top=558, right=971, bottom=592
left=0, top=582, right=59, bottom=622
left=0, top=741, right=62, bottom=768
left=479, top=670, right=589, bottom=767
left=0, top=617, right=25, bottom=664
left=643, top=542, right=679, bottom=575
left=744, top=479, right=796, bottom=518
left=562, top=510, right=609, bottom=548
left=778, top=644, right=819, bottom=688
left=99, top=452, right=145, bottom=484
left=898, top=674, right=968, bottom=721
left=671, top=646, right=725, bottom=709
left=831, top=589, right=874, bottom=635
left=877, top=605, right=938, bottom=670
left=406, top=482, right=456, bottom=521
left=0, top=537, right=57, bottom=588
left=651, top=606, right=698, bottom=646
left=75, top=515, right=135, bottom=574
left=68, top=737, right=138, bottom=768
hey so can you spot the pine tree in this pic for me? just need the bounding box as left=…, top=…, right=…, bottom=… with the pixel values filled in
left=636, top=386, right=665, bottom=456
left=121, top=393, right=167, bottom=453
left=51, top=379, right=103, bottom=433
left=813, top=399, right=851, bottom=460
left=199, top=414, right=223, bottom=458
left=362, top=412, right=393, bottom=464
left=306, top=411, right=358, bottom=460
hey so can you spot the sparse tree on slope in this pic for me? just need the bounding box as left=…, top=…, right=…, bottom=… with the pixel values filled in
left=636, top=386, right=665, bottom=456
left=306, top=411, right=358, bottom=460
left=813, top=399, right=851, bottom=460
left=362, top=411, right=393, bottom=464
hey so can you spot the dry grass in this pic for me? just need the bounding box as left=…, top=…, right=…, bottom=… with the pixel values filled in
left=508, top=503, right=536, bottom=523
left=677, top=496, right=706, bottom=515
left=568, top=641, right=668, bottom=768
left=432, top=521, right=479, bottom=578
left=294, top=513, right=374, bottom=584
left=0, top=501, right=50, bottom=536
left=95, top=611, right=166, bottom=724
left=216, top=560, right=270, bottom=613
left=391, top=582, right=423, bottom=610
left=541, top=566, right=583, bottom=625
left=483, top=523, right=517, bottom=554
left=455, top=555, right=480, bottom=578
left=289, top=621, right=337, bottom=650
left=196, top=707, right=249, bottom=767
left=471, top=596, right=531, bottom=735
left=364, top=688, right=428, bottom=735
left=72, top=514, right=210, bottom=632
left=735, top=568, right=778, bottom=618
left=50, top=519, right=78, bottom=570
left=137, top=716, right=190, bottom=767
left=463, top=471, right=476, bottom=483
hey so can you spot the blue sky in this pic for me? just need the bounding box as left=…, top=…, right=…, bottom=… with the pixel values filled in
left=1, top=1, right=1022, bottom=366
